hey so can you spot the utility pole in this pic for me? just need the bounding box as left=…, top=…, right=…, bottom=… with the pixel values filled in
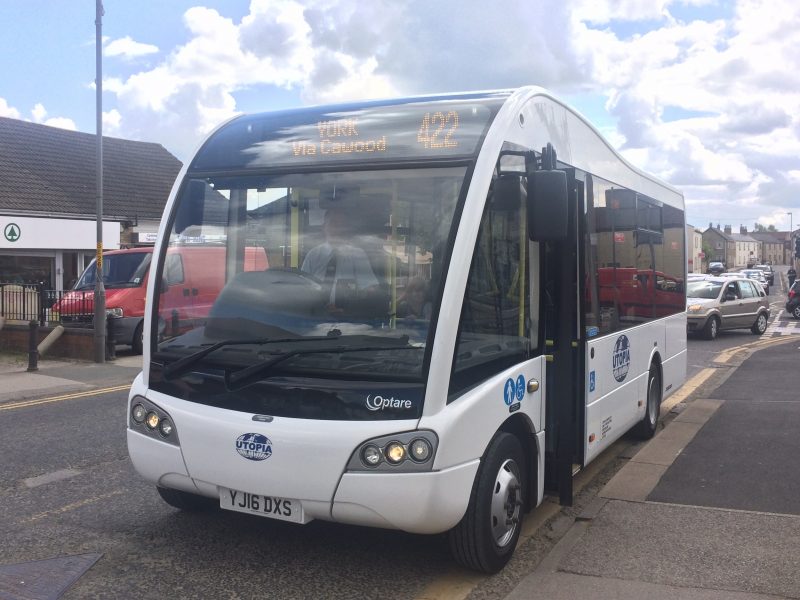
left=93, top=0, right=106, bottom=362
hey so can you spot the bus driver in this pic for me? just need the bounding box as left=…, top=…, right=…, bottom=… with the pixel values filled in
left=301, top=207, right=380, bottom=313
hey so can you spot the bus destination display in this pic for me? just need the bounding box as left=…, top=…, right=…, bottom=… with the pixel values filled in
left=190, top=96, right=505, bottom=172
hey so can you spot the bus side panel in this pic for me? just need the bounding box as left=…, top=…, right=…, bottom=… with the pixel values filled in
left=661, top=346, right=687, bottom=403
left=422, top=359, right=544, bottom=472
left=583, top=323, right=663, bottom=464
left=662, top=311, right=687, bottom=402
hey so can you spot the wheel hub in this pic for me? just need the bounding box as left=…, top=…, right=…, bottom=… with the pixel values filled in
left=490, top=459, right=522, bottom=547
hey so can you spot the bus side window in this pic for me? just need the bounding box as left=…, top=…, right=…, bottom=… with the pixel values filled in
left=448, top=175, right=531, bottom=400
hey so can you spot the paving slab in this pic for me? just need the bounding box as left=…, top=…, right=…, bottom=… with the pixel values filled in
left=559, top=500, right=800, bottom=599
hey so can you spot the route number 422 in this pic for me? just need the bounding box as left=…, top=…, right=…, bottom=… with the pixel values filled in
left=417, top=111, right=459, bottom=149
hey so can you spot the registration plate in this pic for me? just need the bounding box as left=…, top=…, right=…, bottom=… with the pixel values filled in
left=219, top=487, right=308, bottom=524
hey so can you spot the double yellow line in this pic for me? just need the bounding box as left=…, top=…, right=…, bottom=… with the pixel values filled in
left=0, top=384, right=131, bottom=412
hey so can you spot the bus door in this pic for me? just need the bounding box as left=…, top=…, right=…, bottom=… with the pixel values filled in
left=539, top=163, right=584, bottom=506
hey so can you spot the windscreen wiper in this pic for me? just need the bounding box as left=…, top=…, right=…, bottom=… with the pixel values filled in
left=224, top=339, right=418, bottom=391
left=161, top=335, right=340, bottom=380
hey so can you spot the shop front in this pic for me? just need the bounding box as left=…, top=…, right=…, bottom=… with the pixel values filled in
left=0, top=216, right=120, bottom=291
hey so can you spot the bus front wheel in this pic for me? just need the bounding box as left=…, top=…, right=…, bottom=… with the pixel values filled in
left=448, top=432, right=526, bottom=573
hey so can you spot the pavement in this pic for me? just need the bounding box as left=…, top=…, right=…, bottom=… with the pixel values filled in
left=1, top=309, right=799, bottom=599
left=505, top=336, right=800, bottom=600
left=0, top=351, right=142, bottom=404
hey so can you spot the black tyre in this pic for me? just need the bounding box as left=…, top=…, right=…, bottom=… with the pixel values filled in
left=449, top=432, right=526, bottom=573
left=792, top=305, right=800, bottom=320
left=751, top=312, right=768, bottom=335
left=702, top=315, right=719, bottom=340
left=156, top=486, right=217, bottom=511
left=632, top=364, right=661, bottom=439
left=132, top=321, right=144, bottom=355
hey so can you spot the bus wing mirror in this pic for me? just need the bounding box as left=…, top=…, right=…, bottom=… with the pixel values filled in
left=527, top=170, right=568, bottom=241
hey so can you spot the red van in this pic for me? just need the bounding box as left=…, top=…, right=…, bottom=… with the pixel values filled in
left=55, top=245, right=268, bottom=353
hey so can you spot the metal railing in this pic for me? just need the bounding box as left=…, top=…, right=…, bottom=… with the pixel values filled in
left=0, top=283, right=95, bottom=326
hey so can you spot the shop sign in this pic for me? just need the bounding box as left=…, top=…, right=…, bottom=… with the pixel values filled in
left=3, top=223, right=20, bottom=242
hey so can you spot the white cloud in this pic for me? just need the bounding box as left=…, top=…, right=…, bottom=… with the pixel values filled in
left=42, top=117, right=77, bottom=131
left=31, top=103, right=47, bottom=122
left=94, top=0, right=800, bottom=224
left=0, top=97, right=21, bottom=119
left=104, top=36, right=159, bottom=59
left=103, top=109, right=122, bottom=134
left=29, top=102, right=77, bottom=131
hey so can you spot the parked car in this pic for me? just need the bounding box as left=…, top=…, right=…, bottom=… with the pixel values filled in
left=753, top=264, right=775, bottom=285
left=707, top=261, right=725, bottom=275
left=687, top=273, right=708, bottom=281
left=786, top=281, right=800, bottom=319
left=740, top=269, right=769, bottom=295
left=686, top=276, right=770, bottom=340
left=53, top=245, right=268, bottom=353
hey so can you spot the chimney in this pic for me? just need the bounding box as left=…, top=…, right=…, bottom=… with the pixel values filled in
left=709, top=221, right=713, bottom=229
left=740, top=224, right=747, bottom=234
left=724, top=225, right=732, bottom=234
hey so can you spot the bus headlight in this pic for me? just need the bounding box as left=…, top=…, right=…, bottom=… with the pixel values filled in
left=385, top=442, right=406, bottom=464
left=145, top=411, right=160, bottom=429
left=361, top=445, right=382, bottom=467
left=131, top=403, right=147, bottom=423
left=347, top=431, right=438, bottom=473
left=159, top=418, right=174, bottom=437
left=128, top=395, right=180, bottom=447
left=409, top=438, right=432, bottom=462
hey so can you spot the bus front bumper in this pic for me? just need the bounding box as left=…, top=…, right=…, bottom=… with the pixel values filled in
left=332, top=460, right=479, bottom=534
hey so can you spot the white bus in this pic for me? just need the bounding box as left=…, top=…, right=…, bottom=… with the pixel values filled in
left=127, top=87, right=686, bottom=573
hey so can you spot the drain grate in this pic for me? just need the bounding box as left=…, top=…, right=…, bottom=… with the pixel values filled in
left=0, top=553, right=102, bottom=600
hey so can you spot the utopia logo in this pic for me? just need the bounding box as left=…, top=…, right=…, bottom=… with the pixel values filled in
left=235, top=433, right=273, bottom=461
left=612, top=335, right=631, bottom=383
left=365, top=394, right=412, bottom=411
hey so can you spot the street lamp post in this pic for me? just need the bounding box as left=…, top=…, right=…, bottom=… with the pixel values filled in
left=93, top=0, right=106, bottom=363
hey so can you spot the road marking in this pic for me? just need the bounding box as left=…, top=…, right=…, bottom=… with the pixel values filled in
left=0, top=384, right=130, bottom=412
left=20, top=490, right=125, bottom=524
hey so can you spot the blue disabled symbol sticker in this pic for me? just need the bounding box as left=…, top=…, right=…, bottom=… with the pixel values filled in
left=515, top=375, right=525, bottom=401
left=503, top=378, right=516, bottom=406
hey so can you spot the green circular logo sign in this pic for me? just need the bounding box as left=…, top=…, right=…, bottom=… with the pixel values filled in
left=4, top=223, right=20, bottom=243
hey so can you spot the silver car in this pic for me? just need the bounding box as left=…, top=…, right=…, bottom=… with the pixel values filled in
left=686, top=276, right=770, bottom=340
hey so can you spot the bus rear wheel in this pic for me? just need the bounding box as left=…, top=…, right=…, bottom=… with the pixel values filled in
left=448, top=432, right=525, bottom=573
left=156, top=486, right=217, bottom=511
left=632, top=364, right=661, bottom=439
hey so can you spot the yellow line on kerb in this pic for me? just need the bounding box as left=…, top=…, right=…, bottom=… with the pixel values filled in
left=661, top=367, right=715, bottom=412
left=0, top=384, right=131, bottom=411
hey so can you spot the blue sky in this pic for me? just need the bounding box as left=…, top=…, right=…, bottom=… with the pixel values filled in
left=1, top=0, right=799, bottom=232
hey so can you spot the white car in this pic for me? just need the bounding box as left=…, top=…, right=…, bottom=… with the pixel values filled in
left=740, top=269, right=769, bottom=295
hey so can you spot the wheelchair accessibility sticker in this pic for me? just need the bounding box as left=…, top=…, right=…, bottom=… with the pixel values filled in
left=503, top=375, right=527, bottom=413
